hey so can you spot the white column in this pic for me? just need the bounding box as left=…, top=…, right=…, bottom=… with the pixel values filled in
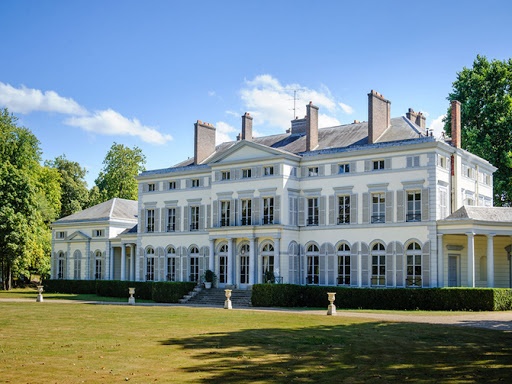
left=357, top=243, right=362, bottom=287
left=109, top=245, right=114, bottom=280
left=274, top=238, right=281, bottom=280
left=486, top=234, right=495, bottom=287
left=227, top=238, right=234, bottom=286
left=121, top=244, right=126, bottom=281
left=249, top=237, right=255, bottom=285
left=467, top=232, right=475, bottom=287
left=209, top=239, right=215, bottom=271
left=437, top=234, right=444, bottom=287
left=129, top=245, right=135, bottom=281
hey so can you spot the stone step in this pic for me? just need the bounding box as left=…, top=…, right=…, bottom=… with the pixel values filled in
left=186, top=288, right=253, bottom=308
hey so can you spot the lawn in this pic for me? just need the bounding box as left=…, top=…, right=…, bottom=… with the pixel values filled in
left=0, top=300, right=511, bottom=383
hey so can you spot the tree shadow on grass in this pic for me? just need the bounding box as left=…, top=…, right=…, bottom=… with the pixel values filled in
left=160, top=321, right=512, bottom=383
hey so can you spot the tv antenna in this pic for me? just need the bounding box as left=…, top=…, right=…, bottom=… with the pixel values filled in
left=289, top=88, right=304, bottom=119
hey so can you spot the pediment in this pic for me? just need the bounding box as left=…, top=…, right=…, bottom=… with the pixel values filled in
left=209, top=140, right=299, bottom=165
left=67, top=231, right=91, bottom=241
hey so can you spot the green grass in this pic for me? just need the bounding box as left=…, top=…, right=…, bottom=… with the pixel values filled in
left=0, top=301, right=511, bottom=383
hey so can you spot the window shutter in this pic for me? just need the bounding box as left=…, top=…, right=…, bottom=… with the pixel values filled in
left=274, top=164, right=280, bottom=176
left=212, top=200, right=218, bottom=228
left=319, top=196, right=326, bottom=226
left=395, top=242, right=404, bottom=287
left=234, top=168, right=240, bottom=179
left=154, top=208, right=160, bottom=232
left=384, top=158, right=391, bottom=169
left=298, top=197, right=305, bottom=226
left=199, top=177, right=204, bottom=187
left=274, top=196, right=280, bottom=224
left=385, top=191, right=394, bottom=223
left=364, top=160, right=371, bottom=172
left=230, top=199, right=236, bottom=226
left=414, top=156, right=420, bottom=167
left=328, top=195, right=335, bottom=225
left=252, top=166, right=259, bottom=178
left=406, top=156, right=412, bottom=168
left=350, top=194, right=358, bottom=224
left=301, top=166, right=307, bottom=178
left=350, top=243, right=358, bottom=287
left=161, top=208, right=166, bottom=232
left=199, top=205, right=205, bottom=230
left=140, top=209, right=146, bottom=233
left=206, top=204, right=211, bottom=229
left=186, top=179, right=191, bottom=188
left=184, top=206, right=189, bottom=231
left=318, top=165, right=325, bottom=176
left=252, top=197, right=260, bottom=225
left=386, top=242, right=394, bottom=287
left=397, top=190, right=405, bottom=222
left=288, top=197, right=294, bottom=225
left=350, top=161, right=356, bottom=173
left=176, top=207, right=181, bottom=232
left=331, top=163, right=337, bottom=175
left=362, top=193, right=369, bottom=223
left=421, top=188, right=429, bottom=221
left=422, top=241, right=430, bottom=287
left=360, top=242, right=369, bottom=287
left=319, top=254, right=326, bottom=285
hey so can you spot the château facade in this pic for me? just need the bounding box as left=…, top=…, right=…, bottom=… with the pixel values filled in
left=52, top=90, right=512, bottom=289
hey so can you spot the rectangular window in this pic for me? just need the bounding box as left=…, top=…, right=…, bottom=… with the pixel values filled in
left=191, top=178, right=200, bottom=188
left=167, top=258, right=176, bottom=281
left=337, top=254, right=350, bottom=285
left=338, top=195, right=350, bottom=224
left=190, top=206, right=199, bottom=231
left=263, top=197, right=274, bottom=224
left=220, top=201, right=230, bottom=227
left=439, top=187, right=447, bottom=219
left=308, top=166, right=319, bottom=176
left=407, top=156, right=420, bottom=168
left=307, top=197, right=319, bottom=226
left=92, top=229, right=104, bottom=237
left=241, top=199, right=252, bottom=225
left=146, top=258, right=155, bottom=281
left=371, top=254, right=386, bottom=286
left=373, top=160, right=385, bottom=170
left=307, top=256, right=319, bottom=284
left=169, top=181, right=177, bottom=190
left=263, top=166, right=274, bottom=176
left=406, top=191, right=421, bottom=222
left=290, top=167, right=297, bottom=177
left=148, top=183, right=156, bottom=192
left=242, top=168, right=252, bottom=178
left=146, top=209, right=155, bottom=232
left=167, top=208, right=176, bottom=232
left=221, top=171, right=231, bottom=180
left=95, top=259, right=102, bottom=280
left=406, top=254, right=422, bottom=287
left=74, top=258, right=81, bottom=280
left=438, top=155, right=446, bottom=169
left=56, top=231, right=66, bottom=239
left=371, top=193, right=385, bottom=223
left=289, top=196, right=298, bottom=226
left=338, top=163, right=350, bottom=174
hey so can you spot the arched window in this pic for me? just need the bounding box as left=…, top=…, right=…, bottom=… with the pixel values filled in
left=406, top=242, right=422, bottom=287
left=189, top=246, right=199, bottom=282
left=261, top=242, right=274, bottom=282
left=166, top=246, right=176, bottom=281
left=95, top=250, right=102, bottom=280
left=58, top=251, right=65, bottom=280
left=73, top=250, right=81, bottom=280
left=306, top=244, right=320, bottom=284
left=371, top=243, right=386, bottom=286
left=337, top=243, right=351, bottom=285
left=239, top=243, right=250, bottom=284
left=146, top=247, right=155, bottom=281
left=218, top=243, right=228, bottom=284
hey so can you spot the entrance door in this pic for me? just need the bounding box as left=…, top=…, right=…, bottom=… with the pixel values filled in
left=239, top=244, right=250, bottom=288
left=448, top=254, right=459, bottom=287
left=219, top=256, right=228, bottom=286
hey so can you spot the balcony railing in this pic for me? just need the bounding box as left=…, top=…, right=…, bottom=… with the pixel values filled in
left=262, top=217, right=274, bottom=225
left=190, top=223, right=199, bottom=231
left=307, top=217, right=319, bottom=226
left=241, top=217, right=252, bottom=226
left=337, top=216, right=350, bottom=224
left=406, top=213, right=421, bottom=222
left=371, top=214, right=385, bottom=224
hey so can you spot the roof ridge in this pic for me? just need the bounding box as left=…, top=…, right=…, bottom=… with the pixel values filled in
left=109, top=198, right=117, bottom=219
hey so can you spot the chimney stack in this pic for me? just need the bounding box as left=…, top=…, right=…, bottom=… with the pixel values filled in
left=406, top=108, right=426, bottom=130
left=241, top=112, right=253, bottom=141
left=451, top=100, right=461, bottom=148
left=194, top=120, right=216, bottom=164
left=368, top=90, right=391, bottom=144
left=306, top=101, right=319, bottom=151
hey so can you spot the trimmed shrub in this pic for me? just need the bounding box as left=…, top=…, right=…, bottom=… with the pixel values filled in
left=43, top=279, right=96, bottom=294
left=152, top=282, right=196, bottom=303
left=251, top=284, right=512, bottom=311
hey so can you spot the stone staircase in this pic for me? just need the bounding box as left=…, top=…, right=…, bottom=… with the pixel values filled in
left=181, top=287, right=252, bottom=308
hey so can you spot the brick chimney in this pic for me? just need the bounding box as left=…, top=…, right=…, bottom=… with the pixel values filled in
left=368, top=90, right=391, bottom=144
left=406, top=108, right=426, bottom=129
left=241, top=112, right=253, bottom=141
left=451, top=100, right=461, bottom=148
left=306, top=102, right=319, bottom=151
left=194, top=120, right=216, bottom=164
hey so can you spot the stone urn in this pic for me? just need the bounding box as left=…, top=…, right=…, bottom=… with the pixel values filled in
left=128, top=287, right=136, bottom=305
left=327, top=292, right=336, bottom=315
left=224, top=289, right=232, bottom=309
left=36, top=285, right=44, bottom=303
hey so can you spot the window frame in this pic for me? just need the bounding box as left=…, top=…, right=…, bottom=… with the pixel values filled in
left=167, top=207, right=176, bottom=232
left=406, top=191, right=422, bottom=222
left=307, top=197, right=319, bottom=226
left=220, top=200, right=230, bottom=227
left=241, top=198, right=252, bottom=225
left=146, top=208, right=155, bottom=232
left=371, top=193, right=385, bottom=224
left=337, top=243, right=351, bottom=285
left=262, top=197, right=274, bottom=225
left=338, top=163, right=350, bottom=174
left=263, top=166, right=274, bottom=176
left=373, top=160, right=385, bottom=171
left=338, top=195, right=350, bottom=224
left=242, top=168, right=252, bottom=178
left=190, top=206, right=200, bottom=231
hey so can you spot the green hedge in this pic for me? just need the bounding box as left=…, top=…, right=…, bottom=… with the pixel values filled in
left=251, top=284, right=512, bottom=311
left=43, top=280, right=196, bottom=303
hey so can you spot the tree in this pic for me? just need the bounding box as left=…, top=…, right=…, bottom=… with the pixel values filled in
left=445, top=55, right=512, bottom=205
left=46, top=155, right=89, bottom=217
left=95, top=143, right=146, bottom=201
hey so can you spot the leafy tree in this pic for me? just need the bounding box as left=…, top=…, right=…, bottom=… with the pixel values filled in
left=95, top=142, right=146, bottom=201
left=445, top=55, right=512, bottom=205
left=46, top=155, right=89, bottom=217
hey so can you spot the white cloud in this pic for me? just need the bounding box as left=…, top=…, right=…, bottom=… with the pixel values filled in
left=65, top=109, right=172, bottom=145
left=215, top=121, right=237, bottom=145
left=338, top=102, right=354, bottom=115
left=240, top=75, right=352, bottom=133
left=430, top=114, right=446, bottom=138
left=0, top=82, right=87, bottom=115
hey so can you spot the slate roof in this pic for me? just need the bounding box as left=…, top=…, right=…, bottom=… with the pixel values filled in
left=147, top=116, right=428, bottom=174
left=53, top=198, right=138, bottom=224
left=443, top=206, right=512, bottom=223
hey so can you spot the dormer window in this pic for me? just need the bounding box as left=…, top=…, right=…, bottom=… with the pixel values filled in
left=373, top=160, right=385, bottom=171
left=191, top=179, right=200, bottom=188
left=308, top=167, right=319, bottom=177
left=148, top=183, right=156, bottom=192
left=221, top=171, right=231, bottom=181
left=242, top=168, right=252, bottom=178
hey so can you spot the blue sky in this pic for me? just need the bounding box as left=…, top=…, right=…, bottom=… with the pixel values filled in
left=1, top=0, right=511, bottom=186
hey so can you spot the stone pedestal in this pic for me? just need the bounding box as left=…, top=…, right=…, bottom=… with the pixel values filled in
left=36, top=285, right=44, bottom=303
left=224, top=289, right=232, bottom=309
left=128, top=287, right=135, bottom=305
left=327, top=292, right=336, bottom=315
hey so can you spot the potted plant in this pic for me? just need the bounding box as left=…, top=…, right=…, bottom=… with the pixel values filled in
left=203, top=269, right=217, bottom=289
